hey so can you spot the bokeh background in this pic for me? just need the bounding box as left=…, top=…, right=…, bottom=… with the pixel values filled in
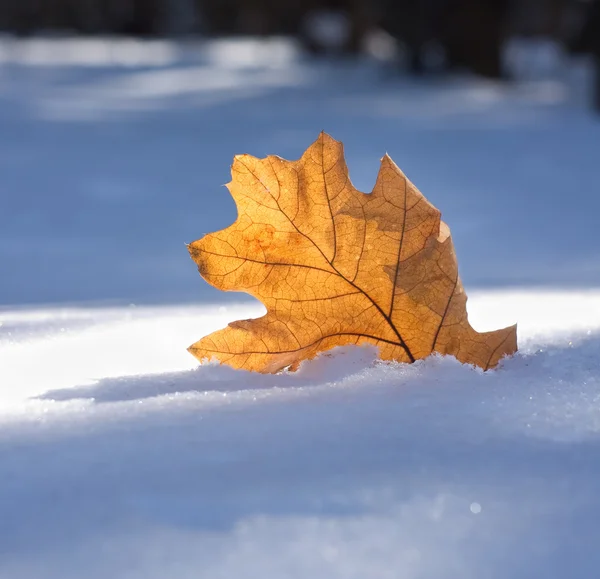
left=1, top=0, right=599, bottom=307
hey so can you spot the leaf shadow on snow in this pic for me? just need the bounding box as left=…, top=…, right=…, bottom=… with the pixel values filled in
left=37, top=329, right=600, bottom=412
left=37, top=345, right=381, bottom=404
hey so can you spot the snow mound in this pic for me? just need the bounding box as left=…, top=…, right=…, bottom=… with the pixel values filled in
left=1, top=291, right=600, bottom=578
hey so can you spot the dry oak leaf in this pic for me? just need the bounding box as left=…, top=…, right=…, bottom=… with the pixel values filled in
left=187, top=133, right=517, bottom=373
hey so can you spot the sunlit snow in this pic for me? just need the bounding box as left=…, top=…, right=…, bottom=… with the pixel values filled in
left=1, top=36, right=600, bottom=579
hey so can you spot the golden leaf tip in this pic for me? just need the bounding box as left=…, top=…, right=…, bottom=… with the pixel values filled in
left=317, top=131, right=338, bottom=144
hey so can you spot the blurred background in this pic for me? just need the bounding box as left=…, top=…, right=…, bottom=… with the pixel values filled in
left=1, top=0, right=599, bottom=80
left=0, top=0, right=599, bottom=307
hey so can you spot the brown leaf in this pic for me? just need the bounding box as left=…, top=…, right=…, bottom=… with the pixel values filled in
left=187, top=133, right=517, bottom=373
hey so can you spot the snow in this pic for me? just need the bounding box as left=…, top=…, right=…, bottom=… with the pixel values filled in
left=1, top=36, right=600, bottom=578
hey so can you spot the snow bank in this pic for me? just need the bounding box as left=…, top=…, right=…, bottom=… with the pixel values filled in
left=1, top=291, right=600, bottom=578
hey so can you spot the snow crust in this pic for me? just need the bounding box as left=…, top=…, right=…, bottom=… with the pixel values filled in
left=1, top=36, right=600, bottom=578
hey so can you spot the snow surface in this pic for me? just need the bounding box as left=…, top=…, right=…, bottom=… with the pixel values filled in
left=1, top=36, right=600, bottom=578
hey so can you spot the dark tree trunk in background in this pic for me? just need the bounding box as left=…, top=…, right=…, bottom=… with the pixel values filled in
left=120, top=0, right=162, bottom=36
left=236, top=0, right=281, bottom=34
left=571, top=0, right=600, bottom=111
left=440, top=0, right=512, bottom=78
left=379, top=0, right=511, bottom=78
left=591, top=3, right=600, bottom=113
left=237, top=0, right=373, bottom=53
left=581, top=0, right=600, bottom=111
left=595, top=56, right=600, bottom=112
left=379, top=0, right=440, bottom=73
left=331, top=0, right=373, bottom=54
left=196, top=0, right=237, bottom=34
left=2, top=0, right=41, bottom=35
